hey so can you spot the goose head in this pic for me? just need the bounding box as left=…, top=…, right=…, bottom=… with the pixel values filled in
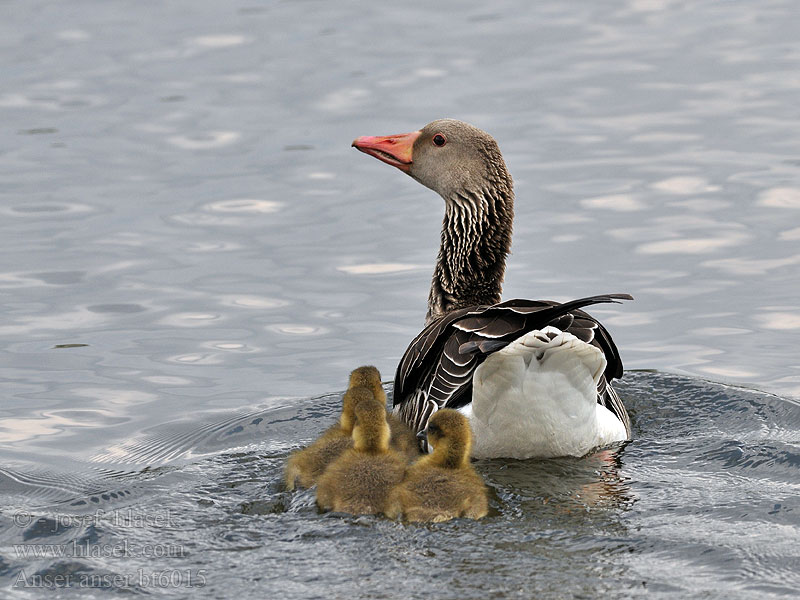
left=353, top=119, right=514, bottom=322
left=353, top=119, right=511, bottom=203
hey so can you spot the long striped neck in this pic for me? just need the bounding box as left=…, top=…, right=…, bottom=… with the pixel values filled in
left=426, top=184, right=513, bottom=325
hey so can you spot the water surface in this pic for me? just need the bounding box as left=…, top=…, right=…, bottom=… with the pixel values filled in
left=1, top=0, right=799, bottom=597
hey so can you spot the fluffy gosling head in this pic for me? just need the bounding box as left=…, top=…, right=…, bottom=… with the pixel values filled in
left=340, top=386, right=373, bottom=433
left=419, top=409, right=473, bottom=469
left=348, top=365, right=387, bottom=404
left=352, top=397, right=391, bottom=454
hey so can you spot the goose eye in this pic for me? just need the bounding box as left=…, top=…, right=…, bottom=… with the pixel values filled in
left=432, top=134, right=446, bottom=147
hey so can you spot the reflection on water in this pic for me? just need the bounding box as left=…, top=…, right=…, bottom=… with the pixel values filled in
left=759, top=187, right=800, bottom=208
left=2, top=0, right=800, bottom=597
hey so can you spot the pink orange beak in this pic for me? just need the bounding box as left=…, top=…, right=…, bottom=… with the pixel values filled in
left=352, top=130, right=421, bottom=173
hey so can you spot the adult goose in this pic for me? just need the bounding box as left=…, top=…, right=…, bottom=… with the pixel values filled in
left=352, top=119, right=632, bottom=459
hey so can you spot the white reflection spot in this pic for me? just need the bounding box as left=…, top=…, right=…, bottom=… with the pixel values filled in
left=779, top=227, right=800, bottom=240
left=167, top=131, right=240, bottom=149
left=699, top=366, right=759, bottom=378
left=204, top=199, right=281, bottom=213
left=185, top=241, right=243, bottom=252
left=651, top=176, right=719, bottom=195
left=551, top=234, right=583, bottom=243
left=755, top=312, right=800, bottom=330
left=416, top=68, right=446, bottom=77
left=702, top=255, right=800, bottom=275
left=202, top=341, right=258, bottom=353
left=758, top=187, right=800, bottom=208
left=170, top=353, right=222, bottom=365
left=0, top=94, right=32, bottom=108
left=337, top=263, right=423, bottom=274
left=73, top=388, right=155, bottom=405
left=220, top=295, right=287, bottom=309
left=668, top=198, right=731, bottom=212
left=637, top=236, right=745, bottom=254
left=628, top=0, right=677, bottom=12
left=0, top=414, right=93, bottom=443
left=602, top=313, right=655, bottom=326
left=580, top=194, right=645, bottom=212
left=267, top=324, right=328, bottom=335
left=57, top=30, right=90, bottom=41
left=171, top=213, right=241, bottom=226
left=190, top=34, right=249, bottom=48
left=143, top=376, right=192, bottom=385
left=160, top=312, right=222, bottom=327
left=630, top=132, right=700, bottom=143
left=0, top=202, right=94, bottom=217
left=0, top=309, right=105, bottom=336
left=224, top=73, right=262, bottom=83
left=317, top=88, right=369, bottom=111
left=694, top=327, right=750, bottom=336
left=309, top=172, right=335, bottom=180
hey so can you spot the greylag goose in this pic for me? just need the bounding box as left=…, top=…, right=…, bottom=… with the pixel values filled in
left=316, top=395, right=406, bottom=515
left=386, top=409, right=488, bottom=522
left=352, top=119, right=633, bottom=459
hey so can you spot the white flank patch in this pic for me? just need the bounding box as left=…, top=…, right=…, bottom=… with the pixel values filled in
left=467, top=327, right=626, bottom=459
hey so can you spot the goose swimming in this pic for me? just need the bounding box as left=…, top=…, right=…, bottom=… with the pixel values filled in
left=352, top=119, right=633, bottom=459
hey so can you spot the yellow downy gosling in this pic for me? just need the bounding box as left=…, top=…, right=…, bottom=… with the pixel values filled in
left=316, top=396, right=406, bottom=515
left=284, top=386, right=368, bottom=490
left=386, top=409, right=488, bottom=522
left=349, top=365, right=420, bottom=462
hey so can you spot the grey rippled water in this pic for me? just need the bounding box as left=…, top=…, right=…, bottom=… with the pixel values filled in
left=1, top=0, right=799, bottom=598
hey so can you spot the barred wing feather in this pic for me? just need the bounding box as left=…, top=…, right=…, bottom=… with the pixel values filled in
left=393, top=294, right=632, bottom=437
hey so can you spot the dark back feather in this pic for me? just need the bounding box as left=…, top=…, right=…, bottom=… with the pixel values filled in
left=394, top=294, right=633, bottom=436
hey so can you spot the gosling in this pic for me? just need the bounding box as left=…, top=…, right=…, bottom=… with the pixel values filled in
left=349, top=365, right=420, bottom=462
left=385, top=409, right=488, bottom=522
left=316, top=396, right=406, bottom=515
left=284, top=386, right=367, bottom=490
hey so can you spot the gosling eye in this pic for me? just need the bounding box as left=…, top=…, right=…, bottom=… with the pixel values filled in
left=432, top=133, right=447, bottom=147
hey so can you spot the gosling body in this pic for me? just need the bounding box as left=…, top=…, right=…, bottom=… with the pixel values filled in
left=387, top=409, right=488, bottom=522
left=350, top=366, right=421, bottom=462
left=316, top=396, right=406, bottom=515
left=284, top=383, right=367, bottom=490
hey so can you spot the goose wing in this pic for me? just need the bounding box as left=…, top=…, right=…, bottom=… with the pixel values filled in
left=393, top=294, right=633, bottom=436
